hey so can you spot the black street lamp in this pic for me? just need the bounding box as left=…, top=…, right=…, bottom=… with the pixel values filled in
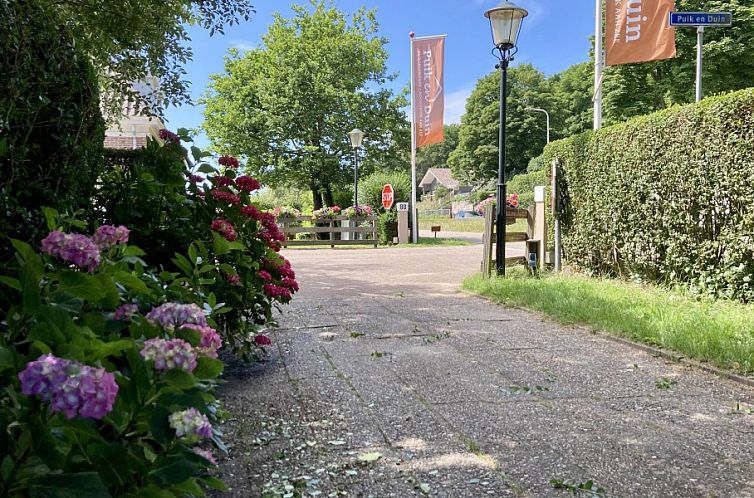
left=485, top=1, right=527, bottom=276
left=348, top=128, right=364, bottom=206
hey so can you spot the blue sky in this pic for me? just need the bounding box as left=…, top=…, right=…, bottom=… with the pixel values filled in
left=164, top=1, right=596, bottom=147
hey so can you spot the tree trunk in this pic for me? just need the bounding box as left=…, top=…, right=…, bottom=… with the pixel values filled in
left=311, top=180, right=323, bottom=211
left=323, top=184, right=334, bottom=207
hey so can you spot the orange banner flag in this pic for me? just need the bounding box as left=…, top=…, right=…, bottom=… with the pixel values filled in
left=605, top=0, right=676, bottom=66
left=412, top=36, right=445, bottom=148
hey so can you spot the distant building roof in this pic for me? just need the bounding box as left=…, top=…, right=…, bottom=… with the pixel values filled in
left=419, top=168, right=460, bottom=190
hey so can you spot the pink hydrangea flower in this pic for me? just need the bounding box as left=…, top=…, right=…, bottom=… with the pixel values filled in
left=235, top=176, right=261, bottom=193
left=140, top=338, right=198, bottom=372
left=41, top=231, right=101, bottom=272
left=93, top=225, right=130, bottom=249
left=18, top=354, right=118, bottom=420
left=210, top=219, right=237, bottom=241
left=159, top=128, right=180, bottom=144
left=180, top=324, right=222, bottom=359
left=218, top=155, right=239, bottom=169
left=211, top=190, right=241, bottom=205
left=146, top=303, right=207, bottom=330
left=254, top=334, right=272, bottom=346
left=114, top=303, right=139, bottom=321
left=225, top=273, right=241, bottom=286
left=169, top=408, right=212, bottom=438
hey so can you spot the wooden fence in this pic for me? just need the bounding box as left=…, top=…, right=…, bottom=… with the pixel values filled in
left=278, top=215, right=378, bottom=248
left=480, top=207, right=532, bottom=276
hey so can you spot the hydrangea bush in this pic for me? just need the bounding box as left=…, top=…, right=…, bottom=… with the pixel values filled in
left=0, top=221, right=226, bottom=496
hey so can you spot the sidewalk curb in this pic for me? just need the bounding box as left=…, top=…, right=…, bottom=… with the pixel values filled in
left=460, top=288, right=754, bottom=390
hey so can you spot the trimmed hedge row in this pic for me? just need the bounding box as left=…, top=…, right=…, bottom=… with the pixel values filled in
left=542, top=88, right=754, bottom=301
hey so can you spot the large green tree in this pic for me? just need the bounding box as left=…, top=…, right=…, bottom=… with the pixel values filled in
left=448, top=64, right=551, bottom=187
left=415, top=124, right=460, bottom=184
left=603, top=0, right=754, bottom=124
left=201, top=1, right=409, bottom=209
left=46, top=0, right=254, bottom=117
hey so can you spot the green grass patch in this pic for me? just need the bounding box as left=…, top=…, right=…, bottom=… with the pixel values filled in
left=411, top=237, right=469, bottom=246
left=463, top=269, right=754, bottom=375
left=419, top=216, right=528, bottom=234
left=283, top=237, right=468, bottom=250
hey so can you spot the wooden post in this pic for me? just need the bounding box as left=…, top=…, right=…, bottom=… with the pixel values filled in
left=533, top=186, right=547, bottom=270
left=481, top=207, right=495, bottom=277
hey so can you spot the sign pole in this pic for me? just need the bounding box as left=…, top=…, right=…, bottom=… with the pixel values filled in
left=696, top=26, right=704, bottom=102
left=669, top=12, right=732, bottom=102
left=594, top=0, right=603, bottom=130
left=409, top=32, right=418, bottom=244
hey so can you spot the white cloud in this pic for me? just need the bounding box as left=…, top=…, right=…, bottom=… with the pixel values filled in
left=444, top=85, right=474, bottom=124
left=229, top=40, right=256, bottom=51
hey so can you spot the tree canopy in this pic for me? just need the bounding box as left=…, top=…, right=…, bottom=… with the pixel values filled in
left=47, top=0, right=255, bottom=118
left=603, top=0, right=754, bottom=124
left=201, top=0, right=409, bottom=209
left=448, top=64, right=552, bottom=186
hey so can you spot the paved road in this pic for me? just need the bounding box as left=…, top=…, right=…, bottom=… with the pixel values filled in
left=215, top=245, right=754, bottom=497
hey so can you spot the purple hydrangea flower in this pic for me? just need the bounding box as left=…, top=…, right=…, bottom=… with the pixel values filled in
left=169, top=408, right=212, bottom=438
left=41, top=231, right=101, bottom=272
left=18, top=355, right=118, bottom=420
left=93, top=225, right=130, bottom=249
left=114, top=303, right=139, bottom=321
left=146, top=303, right=208, bottom=330
left=140, top=338, right=197, bottom=372
left=181, top=324, right=222, bottom=359
left=18, top=354, right=71, bottom=401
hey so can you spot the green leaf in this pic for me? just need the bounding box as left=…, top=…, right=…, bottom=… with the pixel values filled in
left=58, top=272, right=104, bottom=302
left=188, top=245, right=198, bottom=265
left=11, top=239, right=39, bottom=266
left=193, top=357, right=223, bottom=379
left=0, top=276, right=20, bottom=291
left=0, top=346, right=14, bottom=372
left=92, top=340, right=132, bottom=359
left=113, top=271, right=149, bottom=295
left=29, top=472, right=111, bottom=498
left=162, top=369, right=196, bottom=390
left=201, top=476, right=227, bottom=491
left=172, top=254, right=193, bottom=276
left=41, top=207, right=59, bottom=232
left=212, top=233, right=230, bottom=256
left=122, top=246, right=146, bottom=257
left=149, top=455, right=200, bottom=486
left=196, top=163, right=216, bottom=174
left=1, top=455, right=13, bottom=483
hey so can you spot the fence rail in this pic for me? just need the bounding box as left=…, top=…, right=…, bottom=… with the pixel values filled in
left=278, top=215, right=378, bottom=248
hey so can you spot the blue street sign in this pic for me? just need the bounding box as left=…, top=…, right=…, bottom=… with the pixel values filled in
left=669, top=12, right=732, bottom=27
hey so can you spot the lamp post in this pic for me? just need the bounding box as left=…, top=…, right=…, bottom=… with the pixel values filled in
left=525, top=107, right=550, bottom=144
left=348, top=128, right=364, bottom=206
left=485, top=1, right=527, bottom=276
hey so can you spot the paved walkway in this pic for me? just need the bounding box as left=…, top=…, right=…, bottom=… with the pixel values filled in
left=215, top=245, right=754, bottom=497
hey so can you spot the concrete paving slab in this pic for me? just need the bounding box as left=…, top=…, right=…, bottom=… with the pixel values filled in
left=212, top=245, right=754, bottom=497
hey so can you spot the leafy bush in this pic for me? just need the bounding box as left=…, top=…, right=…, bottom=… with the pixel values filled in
left=0, top=0, right=104, bottom=270
left=98, top=136, right=298, bottom=357
left=358, top=171, right=411, bottom=209
left=378, top=210, right=398, bottom=245
left=508, top=169, right=548, bottom=209
left=542, top=88, right=754, bottom=301
left=0, top=218, right=225, bottom=496
left=97, top=137, right=194, bottom=266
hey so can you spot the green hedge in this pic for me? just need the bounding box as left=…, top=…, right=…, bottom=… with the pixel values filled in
left=542, top=88, right=754, bottom=301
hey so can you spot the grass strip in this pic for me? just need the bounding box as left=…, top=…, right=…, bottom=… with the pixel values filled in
left=463, top=269, right=754, bottom=375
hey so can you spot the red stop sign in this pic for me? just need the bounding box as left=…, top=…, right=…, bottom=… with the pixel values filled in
left=381, top=184, right=394, bottom=209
